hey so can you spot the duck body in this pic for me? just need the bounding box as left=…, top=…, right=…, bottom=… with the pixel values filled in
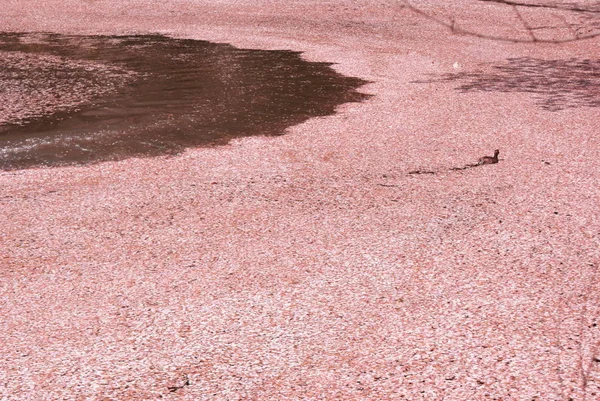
left=478, top=149, right=499, bottom=165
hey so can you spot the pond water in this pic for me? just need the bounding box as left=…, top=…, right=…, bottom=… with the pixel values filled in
left=0, top=32, right=370, bottom=170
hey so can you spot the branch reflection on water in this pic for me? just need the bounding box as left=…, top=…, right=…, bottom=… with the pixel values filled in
left=418, top=57, right=600, bottom=111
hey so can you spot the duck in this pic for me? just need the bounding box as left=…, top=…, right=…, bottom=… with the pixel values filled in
left=478, top=149, right=499, bottom=165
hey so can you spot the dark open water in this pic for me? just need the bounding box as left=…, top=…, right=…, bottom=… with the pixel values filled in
left=0, top=33, right=371, bottom=170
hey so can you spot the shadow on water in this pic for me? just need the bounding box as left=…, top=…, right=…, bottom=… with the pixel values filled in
left=0, top=32, right=372, bottom=170
left=417, top=57, right=600, bottom=111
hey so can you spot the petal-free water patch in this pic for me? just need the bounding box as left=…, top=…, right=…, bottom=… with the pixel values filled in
left=0, top=33, right=371, bottom=170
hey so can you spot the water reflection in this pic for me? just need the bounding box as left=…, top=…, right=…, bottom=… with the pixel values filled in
left=0, top=33, right=371, bottom=170
left=416, top=57, right=600, bottom=111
